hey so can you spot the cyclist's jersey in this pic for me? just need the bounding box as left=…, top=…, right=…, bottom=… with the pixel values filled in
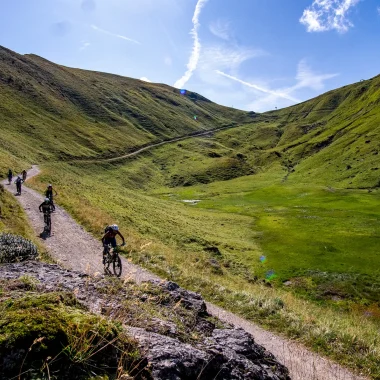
left=40, top=202, right=53, bottom=214
left=46, top=189, right=53, bottom=199
left=104, top=230, right=118, bottom=239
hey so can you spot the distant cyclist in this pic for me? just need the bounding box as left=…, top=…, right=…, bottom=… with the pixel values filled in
left=7, top=169, right=12, bottom=185
left=102, top=224, right=125, bottom=263
left=45, top=184, right=58, bottom=211
left=14, top=176, right=24, bottom=195
left=22, top=170, right=27, bottom=181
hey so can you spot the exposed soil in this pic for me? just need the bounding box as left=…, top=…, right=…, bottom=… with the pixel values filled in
left=3, top=167, right=368, bottom=380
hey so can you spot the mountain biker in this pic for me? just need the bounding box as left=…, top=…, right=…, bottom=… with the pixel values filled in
left=7, top=169, right=12, bottom=185
left=39, top=198, right=54, bottom=227
left=22, top=170, right=27, bottom=181
left=102, top=224, right=125, bottom=263
left=45, top=184, right=58, bottom=211
left=14, top=176, right=23, bottom=195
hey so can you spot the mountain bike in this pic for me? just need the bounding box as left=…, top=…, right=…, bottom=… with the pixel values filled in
left=103, top=244, right=123, bottom=277
left=42, top=211, right=52, bottom=236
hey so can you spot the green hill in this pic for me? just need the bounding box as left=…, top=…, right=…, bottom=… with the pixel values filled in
left=0, top=45, right=251, bottom=174
left=1, top=45, right=379, bottom=188
left=137, top=74, right=380, bottom=189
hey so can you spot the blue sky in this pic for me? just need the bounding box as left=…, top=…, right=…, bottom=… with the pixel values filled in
left=1, top=0, right=380, bottom=111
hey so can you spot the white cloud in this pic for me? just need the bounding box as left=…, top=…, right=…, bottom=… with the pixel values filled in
left=197, top=45, right=266, bottom=87
left=200, top=45, right=264, bottom=72
left=217, top=60, right=338, bottom=112
left=377, top=6, right=380, bottom=15
left=216, top=70, right=301, bottom=103
left=174, top=0, right=208, bottom=89
left=80, top=42, right=91, bottom=51
left=300, top=0, right=360, bottom=33
left=91, top=25, right=140, bottom=44
left=140, top=77, right=151, bottom=82
left=290, top=59, right=339, bottom=91
left=209, top=19, right=231, bottom=40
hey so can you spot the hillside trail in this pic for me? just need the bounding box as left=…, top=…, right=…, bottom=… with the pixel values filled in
left=3, top=166, right=368, bottom=380
left=69, top=124, right=238, bottom=164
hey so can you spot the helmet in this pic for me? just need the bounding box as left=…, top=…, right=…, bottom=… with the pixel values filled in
left=110, top=224, right=119, bottom=231
left=44, top=198, right=50, bottom=203
left=48, top=184, right=52, bottom=188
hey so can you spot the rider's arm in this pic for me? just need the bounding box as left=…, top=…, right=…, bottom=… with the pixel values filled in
left=39, top=203, right=43, bottom=212
left=101, top=233, right=107, bottom=245
left=116, top=231, right=126, bottom=245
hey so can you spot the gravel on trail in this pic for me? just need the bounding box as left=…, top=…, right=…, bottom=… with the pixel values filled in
left=2, top=166, right=368, bottom=380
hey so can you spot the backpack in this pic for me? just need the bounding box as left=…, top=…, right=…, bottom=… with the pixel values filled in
left=104, top=225, right=112, bottom=234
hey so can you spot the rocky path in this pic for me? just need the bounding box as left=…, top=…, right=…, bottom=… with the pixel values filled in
left=3, top=167, right=368, bottom=380
left=2, top=166, right=158, bottom=283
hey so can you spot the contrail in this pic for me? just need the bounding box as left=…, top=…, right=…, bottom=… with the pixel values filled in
left=216, top=70, right=300, bottom=103
left=91, top=25, right=140, bottom=44
left=174, top=0, right=208, bottom=88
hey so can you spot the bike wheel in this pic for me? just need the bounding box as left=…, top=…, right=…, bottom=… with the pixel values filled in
left=47, top=217, right=51, bottom=236
left=103, top=248, right=111, bottom=270
left=113, top=255, right=122, bottom=277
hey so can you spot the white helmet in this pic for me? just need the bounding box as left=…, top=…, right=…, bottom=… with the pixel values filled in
left=44, top=198, right=50, bottom=203
left=111, top=224, right=119, bottom=231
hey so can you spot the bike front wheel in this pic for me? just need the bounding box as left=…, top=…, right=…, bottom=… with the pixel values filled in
left=113, top=255, right=122, bottom=277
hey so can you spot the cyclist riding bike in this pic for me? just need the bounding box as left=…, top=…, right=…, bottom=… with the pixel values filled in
left=101, top=224, right=125, bottom=264
left=7, top=169, right=13, bottom=185
left=45, top=184, right=58, bottom=211
left=14, top=176, right=24, bottom=195
left=39, top=197, right=54, bottom=228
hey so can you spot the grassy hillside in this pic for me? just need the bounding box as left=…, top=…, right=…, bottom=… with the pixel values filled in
left=0, top=45, right=252, bottom=175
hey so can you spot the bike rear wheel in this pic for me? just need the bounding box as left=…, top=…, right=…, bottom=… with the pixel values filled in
left=45, top=215, right=51, bottom=236
left=113, top=255, right=122, bottom=277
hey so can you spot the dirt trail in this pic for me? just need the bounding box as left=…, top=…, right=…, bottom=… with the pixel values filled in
left=70, top=125, right=237, bottom=164
left=2, top=166, right=158, bottom=283
left=3, top=167, right=368, bottom=380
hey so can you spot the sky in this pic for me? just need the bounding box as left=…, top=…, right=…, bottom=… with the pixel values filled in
left=1, top=0, right=380, bottom=112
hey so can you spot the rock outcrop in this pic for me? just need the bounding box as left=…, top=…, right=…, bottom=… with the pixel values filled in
left=0, top=261, right=290, bottom=379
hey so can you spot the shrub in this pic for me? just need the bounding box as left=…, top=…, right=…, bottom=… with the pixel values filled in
left=0, top=233, right=38, bottom=263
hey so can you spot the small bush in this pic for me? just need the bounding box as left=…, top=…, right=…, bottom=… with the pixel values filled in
left=0, top=233, right=38, bottom=263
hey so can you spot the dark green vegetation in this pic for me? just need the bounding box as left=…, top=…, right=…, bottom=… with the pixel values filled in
left=1, top=45, right=380, bottom=377
left=0, top=185, right=49, bottom=260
